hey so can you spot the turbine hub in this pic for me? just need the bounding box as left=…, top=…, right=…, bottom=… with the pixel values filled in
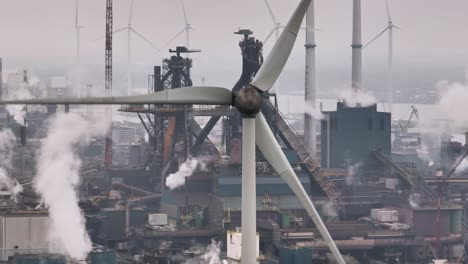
left=235, top=85, right=262, bottom=118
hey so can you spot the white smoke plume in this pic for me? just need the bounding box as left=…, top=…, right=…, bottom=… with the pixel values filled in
left=0, top=168, right=23, bottom=201
left=409, top=193, right=421, bottom=208
left=304, top=101, right=324, bottom=120
left=34, top=112, right=108, bottom=260
left=322, top=201, right=338, bottom=218
left=0, top=129, right=23, bottom=201
left=201, top=239, right=224, bottom=264
left=346, top=162, right=362, bottom=186
left=5, top=82, right=33, bottom=126
left=338, top=87, right=377, bottom=108
left=166, top=158, right=200, bottom=190
left=437, top=82, right=468, bottom=127
left=179, top=239, right=226, bottom=264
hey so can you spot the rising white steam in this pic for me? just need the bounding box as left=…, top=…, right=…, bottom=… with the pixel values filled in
left=437, top=82, right=468, bottom=129
left=346, top=162, right=362, bottom=186
left=0, top=168, right=23, bottom=201
left=0, top=129, right=23, bottom=201
left=409, top=193, right=421, bottom=208
left=34, top=112, right=108, bottom=260
left=5, top=82, right=33, bottom=126
left=166, top=158, right=200, bottom=190
left=201, top=239, right=224, bottom=264
left=304, top=101, right=324, bottom=120
left=338, top=88, right=377, bottom=107
left=322, top=201, right=338, bottom=219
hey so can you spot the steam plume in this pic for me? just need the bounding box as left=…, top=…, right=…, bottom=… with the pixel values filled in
left=338, top=88, right=377, bottom=107
left=201, top=239, right=224, bottom=264
left=0, top=129, right=22, bottom=201
left=166, top=158, right=199, bottom=190
left=5, top=82, right=33, bottom=126
left=34, top=112, right=108, bottom=260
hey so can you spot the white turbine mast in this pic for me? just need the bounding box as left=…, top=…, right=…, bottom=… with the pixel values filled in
left=163, top=0, right=194, bottom=49
left=109, top=0, right=156, bottom=95
left=364, top=0, right=400, bottom=112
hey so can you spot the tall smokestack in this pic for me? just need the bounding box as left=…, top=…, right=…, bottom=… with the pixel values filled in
left=304, top=1, right=316, bottom=157
left=351, top=0, right=362, bottom=90
left=0, top=58, right=3, bottom=100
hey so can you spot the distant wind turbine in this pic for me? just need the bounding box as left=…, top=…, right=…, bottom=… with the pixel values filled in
left=364, top=0, right=400, bottom=113
left=101, top=0, right=157, bottom=95
left=263, top=0, right=309, bottom=45
left=163, top=0, right=194, bottom=49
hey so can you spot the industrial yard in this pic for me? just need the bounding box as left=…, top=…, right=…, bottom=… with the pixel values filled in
left=1, top=0, right=468, bottom=263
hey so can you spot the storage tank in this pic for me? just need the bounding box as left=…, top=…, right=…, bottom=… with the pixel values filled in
left=89, top=249, right=117, bottom=264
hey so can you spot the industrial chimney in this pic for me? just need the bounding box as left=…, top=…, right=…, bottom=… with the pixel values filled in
left=304, top=1, right=316, bottom=157
left=0, top=58, right=3, bottom=100
left=351, top=0, right=362, bottom=90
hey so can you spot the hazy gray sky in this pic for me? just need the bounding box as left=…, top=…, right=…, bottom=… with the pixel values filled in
left=1, top=0, right=467, bottom=96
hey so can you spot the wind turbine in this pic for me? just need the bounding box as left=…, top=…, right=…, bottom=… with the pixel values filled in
left=1, top=1, right=345, bottom=263
left=263, top=0, right=283, bottom=45
left=364, top=0, right=400, bottom=113
left=163, top=0, right=193, bottom=49
left=107, top=0, right=156, bottom=95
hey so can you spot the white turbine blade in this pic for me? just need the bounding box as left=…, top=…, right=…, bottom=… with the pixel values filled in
left=263, top=0, right=279, bottom=24
left=132, top=28, right=156, bottom=49
left=385, top=0, right=392, bottom=22
left=392, top=24, right=401, bottom=30
left=252, top=0, right=312, bottom=92
left=75, top=0, right=79, bottom=27
left=162, top=28, right=186, bottom=49
left=363, top=26, right=389, bottom=49
left=263, top=27, right=276, bottom=45
left=0, top=87, right=233, bottom=106
left=181, top=0, right=189, bottom=25
left=95, top=26, right=127, bottom=40
left=255, top=114, right=346, bottom=264
left=129, top=0, right=135, bottom=25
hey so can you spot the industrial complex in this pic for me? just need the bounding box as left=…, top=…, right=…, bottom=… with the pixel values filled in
left=0, top=0, right=467, bottom=263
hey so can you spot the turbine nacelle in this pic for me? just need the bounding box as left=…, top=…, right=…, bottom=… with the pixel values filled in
left=234, top=86, right=263, bottom=117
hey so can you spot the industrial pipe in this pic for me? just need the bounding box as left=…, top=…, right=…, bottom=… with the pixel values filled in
left=125, top=194, right=162, bottom=236
left=298, top=234, right=462, bottom=251
left=112, top=182, right=154, bottom=197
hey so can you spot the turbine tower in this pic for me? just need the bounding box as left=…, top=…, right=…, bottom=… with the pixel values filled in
left=75, top=0, right=83, bottom=98
left=364, top=0, right=399, bottom=113
left=351, top=0, right=362, bottom=91
left=110, top=0, right=156, bottom=95
left=163, top=0, right=193, bottom=49
left=304, top=1, right=316, bottom=157
left=1, top=1, right=346, bottom=263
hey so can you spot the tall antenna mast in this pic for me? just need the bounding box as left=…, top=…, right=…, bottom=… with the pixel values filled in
left=105, top=0, right=113, bottom=169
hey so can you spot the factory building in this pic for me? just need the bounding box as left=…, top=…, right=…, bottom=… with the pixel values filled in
left=321, top=102, right=391, bottom=171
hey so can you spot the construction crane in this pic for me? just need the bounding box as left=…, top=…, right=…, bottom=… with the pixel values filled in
left=104, top=0, right=113, bottom=169
left=395, top=105, right=419, bottom=134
